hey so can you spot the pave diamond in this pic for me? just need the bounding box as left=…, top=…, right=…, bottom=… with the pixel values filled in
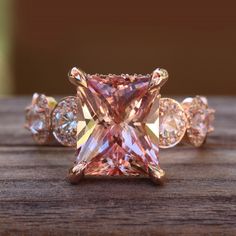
left=182, top=96, right=215, bottom=147
left=52, top=96, right=78, bottom=146
left=68, top=67, right=168, bottom=182
left=159, top=98, right=187, bottom=148
left=25, top=93, right=56, bottom=144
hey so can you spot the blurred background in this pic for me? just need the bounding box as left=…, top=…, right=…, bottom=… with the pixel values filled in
left=0, top=0, right=236, bottom=96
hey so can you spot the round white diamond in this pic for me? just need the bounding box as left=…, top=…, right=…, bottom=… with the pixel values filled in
left=25, top=93, right=52, bottom=144
left=182, top=96, right=215, bottom=147
left=159, top=98, right=187, bottom=148
left=52, top=96, right=78, bottom=147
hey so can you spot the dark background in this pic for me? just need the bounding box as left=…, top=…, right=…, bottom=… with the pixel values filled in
left=12, top=0, right=236, bottom=95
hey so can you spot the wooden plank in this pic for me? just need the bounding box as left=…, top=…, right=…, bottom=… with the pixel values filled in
left=0, top=97, right=235, bottom=235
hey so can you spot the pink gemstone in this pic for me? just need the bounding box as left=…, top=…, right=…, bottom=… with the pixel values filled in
left=73, top=71, right=167, bottom=177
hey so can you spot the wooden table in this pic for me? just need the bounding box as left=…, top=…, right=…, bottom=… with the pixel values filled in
left=0, top=96, right=235, bottom=235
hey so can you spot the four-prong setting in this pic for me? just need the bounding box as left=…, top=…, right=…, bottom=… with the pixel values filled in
left=25, top=68, right=216, bottom=186
left=67, top=67, right=168, bottom=185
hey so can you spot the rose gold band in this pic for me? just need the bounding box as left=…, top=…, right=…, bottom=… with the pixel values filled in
left=25, top=93, right=215, bottom=148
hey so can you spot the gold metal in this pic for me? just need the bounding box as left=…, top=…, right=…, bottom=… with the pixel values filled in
left=68, top=67, right=87, bottom=87
left=67, top=163, right=86, bottom=184
left=25, top=68, right=215, bottom=187
left=151, top=68, right=169, bottom=89
left=148, top=168, right=166, bottom=185
left=46, top=96, right=57, bottom=110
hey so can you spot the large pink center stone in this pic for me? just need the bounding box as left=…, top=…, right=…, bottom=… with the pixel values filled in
left=71, top=68, right=167, bottom=179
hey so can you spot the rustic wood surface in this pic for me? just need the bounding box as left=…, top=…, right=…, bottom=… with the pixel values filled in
left=0, top=96, right=235, bottom=235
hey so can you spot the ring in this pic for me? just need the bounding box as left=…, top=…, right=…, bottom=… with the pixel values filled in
left=25, top=67, right=215, bottom=185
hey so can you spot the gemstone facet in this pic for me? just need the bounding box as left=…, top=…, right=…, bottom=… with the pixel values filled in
left=68, top=67, right=168, bottom=184
left=182, top=96, right=215, bottom=147
left=25, top=93, right=57, bottom=144
left=159, top=98, right=187, bottom=148
left=51, top=96, right=78, bottom=146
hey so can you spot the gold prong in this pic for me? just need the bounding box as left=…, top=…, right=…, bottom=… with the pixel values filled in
left=67, top=163, right=86, bottom=184
left=148, top=167, right=166, bottom=185
left=68, top=67, right=87, bottom=87
left=46, top=96, right=57, bottom=110
left=150, top=68, right=169, bottom=89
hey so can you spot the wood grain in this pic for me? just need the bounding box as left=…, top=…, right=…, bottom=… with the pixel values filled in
left=0, top=97, right=235, bottom=235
